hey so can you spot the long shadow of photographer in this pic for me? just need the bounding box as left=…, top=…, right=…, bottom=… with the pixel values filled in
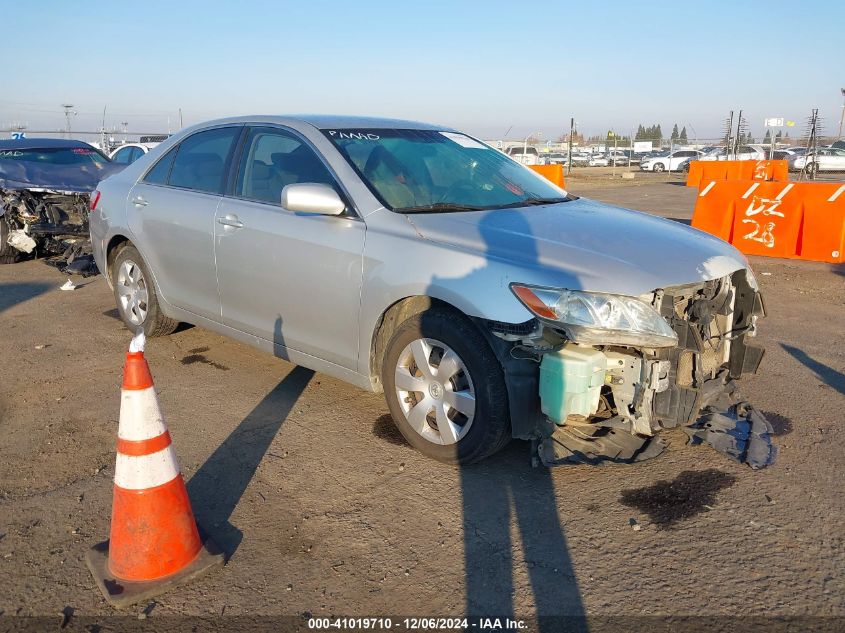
left=187, top=317, right=313, bottom=557
left=418, top=210, right=587, bottom=631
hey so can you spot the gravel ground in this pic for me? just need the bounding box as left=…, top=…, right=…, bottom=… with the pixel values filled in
left=0, top=181, right=843, bottom=631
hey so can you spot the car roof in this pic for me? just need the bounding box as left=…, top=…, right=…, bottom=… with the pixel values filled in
left=0, top=137, right=94, bottom=150
left=193, top=114, right=453, bottom=132
left=112, top=143, right=157, bottom=150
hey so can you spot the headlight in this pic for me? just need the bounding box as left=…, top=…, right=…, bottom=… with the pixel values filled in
left=744, top=267, right=759, bottom=292
left=511, top=285, right=678, bottom=348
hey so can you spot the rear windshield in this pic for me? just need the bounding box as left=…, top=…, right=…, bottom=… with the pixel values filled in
left=0, top=147, right=108, bottom=165
left=324, top=128, right=567, bottom=212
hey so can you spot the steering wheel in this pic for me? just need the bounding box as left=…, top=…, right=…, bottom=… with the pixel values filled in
left=438, top=179, right=476, bottom=203
left=364, top=146, right=409, bottom=182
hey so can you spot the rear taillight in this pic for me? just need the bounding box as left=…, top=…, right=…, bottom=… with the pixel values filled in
left=90, top=190, right=101, bottom=211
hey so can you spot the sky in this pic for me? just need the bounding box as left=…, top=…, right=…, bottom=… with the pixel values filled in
left=4, top=0, right=844, bottom=142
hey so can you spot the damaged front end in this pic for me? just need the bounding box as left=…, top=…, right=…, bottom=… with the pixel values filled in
left=1, top=188, right=98, bottom=275
left=492, top=268, right=775, bottom=468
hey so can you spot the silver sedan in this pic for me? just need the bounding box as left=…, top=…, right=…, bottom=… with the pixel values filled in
left=90, top=115, right=773, bottom=467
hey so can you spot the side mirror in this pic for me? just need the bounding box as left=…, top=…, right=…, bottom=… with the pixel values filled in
left=281, top=183, right=346, bottom=216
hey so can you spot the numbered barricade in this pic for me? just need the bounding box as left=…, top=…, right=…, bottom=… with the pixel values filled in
left=691, top=180, right=845, bottom=263
left=686, top=160, right=789, bottom=188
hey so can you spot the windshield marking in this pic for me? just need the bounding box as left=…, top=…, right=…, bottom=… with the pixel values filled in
left=327, top=130, right=380, bottom=141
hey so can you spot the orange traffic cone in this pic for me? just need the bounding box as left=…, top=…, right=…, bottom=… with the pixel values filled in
left=86, top=332, right=223, bottom=607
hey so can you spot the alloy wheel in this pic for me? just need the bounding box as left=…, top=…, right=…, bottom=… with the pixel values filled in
left=393, top=338, right=476, bottom=445
left=116, top=259, right=149, bottom=326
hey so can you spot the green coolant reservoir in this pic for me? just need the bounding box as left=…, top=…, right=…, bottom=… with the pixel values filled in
left=539, top=344, right=606, bottom=424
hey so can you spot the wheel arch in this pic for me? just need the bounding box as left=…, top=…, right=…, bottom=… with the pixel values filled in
left=105, top=234, right=132, bottom=285
left=368, top=295, right=471, bottom=393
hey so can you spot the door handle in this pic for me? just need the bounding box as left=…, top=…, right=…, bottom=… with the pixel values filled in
left=217, top=215, right=244, bottom=229
left=132, top=196, right=149, bottom=207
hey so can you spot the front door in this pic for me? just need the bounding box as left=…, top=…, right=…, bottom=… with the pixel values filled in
left=214, top=126, right=365, bottom=370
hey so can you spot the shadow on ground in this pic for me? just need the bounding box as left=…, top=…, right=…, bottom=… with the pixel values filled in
left=187, top=317, right=312, bottom=557
left=782, top=343, right=845, bottom=396
left=0, top=281, right=53, bottom=314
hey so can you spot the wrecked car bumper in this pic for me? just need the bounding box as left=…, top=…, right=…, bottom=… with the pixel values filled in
left=488, top=268, right=776, bottom=468
left=1, top=188, right=98, bottom=274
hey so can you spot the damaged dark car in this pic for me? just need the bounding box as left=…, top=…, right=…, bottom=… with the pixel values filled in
left=0, top=138, right=123, bottom=274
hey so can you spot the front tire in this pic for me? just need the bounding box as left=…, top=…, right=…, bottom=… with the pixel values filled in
left=653, top=162, right=666, bottom=172
left=381, top=309, right=511, bottom=464
left=804, top=162, right=818, bottom=177
left=111, top=244, right=178, bottom=337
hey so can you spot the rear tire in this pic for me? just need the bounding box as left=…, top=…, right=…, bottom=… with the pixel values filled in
left=111, top=244, right=179, bottom=337
left=804, top=162, right=818, bottom=177
left=0, top=218, right=19, bottom=264
left=381, top=308, right=511, bottom=464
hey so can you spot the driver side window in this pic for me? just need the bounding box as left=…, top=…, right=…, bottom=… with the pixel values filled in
left=235, top=127, right=337, bottom=205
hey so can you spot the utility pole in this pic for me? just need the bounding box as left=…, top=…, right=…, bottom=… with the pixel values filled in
left=121, top=121, right=129, bottom=143
left=61, top=104, right=76, bottom=139
left=100, top=106, right=108, bottom=152
left=567, top=117, right=575, bottom=175
left=838, top=88, right=845, bottom=139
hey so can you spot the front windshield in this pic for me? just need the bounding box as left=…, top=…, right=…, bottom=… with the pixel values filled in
left=0, top=146, right=108, bottom=166
left=323, top=128, right=568, bottom=212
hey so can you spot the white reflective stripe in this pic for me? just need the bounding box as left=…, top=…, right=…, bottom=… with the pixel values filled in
left=775, top=183, right=794, bottom=200
left=114, top=446, right=180, bottom=490
left=699, top=181, right=716, bottom=197
left=828, top=184, right=845, bottom=202
left=741, top=183, right=760, bottom=199
left=118, top=387, right=167, bottom=441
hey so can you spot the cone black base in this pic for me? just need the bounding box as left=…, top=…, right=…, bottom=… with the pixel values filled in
left=86, top=531, right=224, bottom=608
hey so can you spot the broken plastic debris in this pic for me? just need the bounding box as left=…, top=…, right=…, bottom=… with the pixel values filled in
left=7, top=229, right=36, bottom=253
left=59, top=279, right=76, bottom=291
left=684, top=401, right=777, bottom=469
left=129, top=330, right=146, bottom=353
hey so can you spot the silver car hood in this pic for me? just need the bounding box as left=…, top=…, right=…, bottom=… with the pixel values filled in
left=405, top=197, right=747, bottom=296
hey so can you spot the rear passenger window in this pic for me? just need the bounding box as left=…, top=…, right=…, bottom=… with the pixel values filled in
left=112, top=147, right=133, bottom=164
left=235, top=127, right=337, bottom=205
left=168, top=127, right=239, bottom=194
left=129, top=146, right=145, bottom=163
left=143, top=146, right=178, bottom=185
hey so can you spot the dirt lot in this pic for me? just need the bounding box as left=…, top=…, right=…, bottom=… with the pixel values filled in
left=1, top=180, right=843, bottom=630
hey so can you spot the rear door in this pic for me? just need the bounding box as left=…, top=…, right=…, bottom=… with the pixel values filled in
left=128, top=126, right=242, bottom=320
left=214, top=126, right=366, bottom=369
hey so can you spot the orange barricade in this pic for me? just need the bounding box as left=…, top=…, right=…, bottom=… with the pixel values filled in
left=529, top=164, right=566, bottom=189
left=691, top=180, right=845, bottom=263
left=686, top=160, right=789, bottom=188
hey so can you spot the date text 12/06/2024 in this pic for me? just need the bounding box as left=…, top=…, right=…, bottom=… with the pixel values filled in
left=307, top=617, right=528, bottom=630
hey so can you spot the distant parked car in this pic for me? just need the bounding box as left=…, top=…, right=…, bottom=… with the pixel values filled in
left=541, top=153, right=569, bottom=166
left=699, top=145, right=766, bottom=162
left=640, top=150, right=702, bottom=172
left=792, top=147, right=845, bottom=175
left=570, top=152, right=592, bottom=166
left=771, top=150, right=793, bottom=161
left=606, top=151, right=629, bottom=166
left=637, top=150, right=666, bottom=164
left=110, top=143, right=160, bottom=165
left=588, top=155, right=610, bottom=167
left=506, top=146, right=540, bottom=166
